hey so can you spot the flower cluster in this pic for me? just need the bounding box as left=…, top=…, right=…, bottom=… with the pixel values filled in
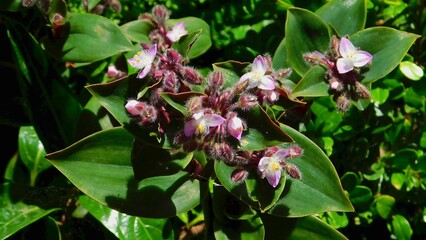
left=304, top=36, right=373, bottom=112
left=124, top=5, right=301, bottom=188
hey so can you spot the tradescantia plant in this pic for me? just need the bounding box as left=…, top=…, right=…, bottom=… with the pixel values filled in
left=0, top=0, right=421, bottom=239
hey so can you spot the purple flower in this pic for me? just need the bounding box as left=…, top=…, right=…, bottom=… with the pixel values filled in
left=240, top=55, right=275, bottom=90
left=336, top=37, right=372, bottom=74
left=166, top=22, right=188, bottom=42
left=227, top=115, right=243, bottom=140
left=184, top=111, right=226, bottom=137
left=258, top=149, right=290, bottom=188
left=128, top=44, right=157, bottom=79
left=125, top=99, right=144, bottom=116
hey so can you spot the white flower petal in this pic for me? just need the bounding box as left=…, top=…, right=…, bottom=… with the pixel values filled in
left=336, top=58, right=354, bottom=74
left=353, top=50, right=373, bottom=67
left=339, top=37, right=356, bottom=58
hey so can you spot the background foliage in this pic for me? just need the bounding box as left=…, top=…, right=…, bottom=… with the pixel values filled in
left=1, top=0, right=425, bottom=239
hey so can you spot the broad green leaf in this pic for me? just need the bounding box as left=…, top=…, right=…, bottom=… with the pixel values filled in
left=160, top=92, right=192, bottom=117
left=18, top=126, right=51, bottom=186
left=399, top=61, right=423, bottom=81
left=172, top=30, right=203, bottom=63
left=371, top=88, right=390, bottom=105
left=392, top=215, right=412, bottom=240
left=212, top=185, right=256, bottom=222
left=316, top=0, right=366, bottom=36
left=0, top=183, right=60, bottom=239
left=373, top=195, right=395, bottom=219
left=167, top=17, right=212, bottom=59
left=285, top=8, right=331, bottom=76
left=78, top=195, right=174, bottom=240
left=50, top=13, right=134, bottom=62
left=273, top=38, right=291, bottom=70
left=350, top=27, right=420, bottom=84
left=46, top=127, right=202, bottom=218
left=267, top=124, right=354, bottom=217
left=6, top=17, right=82, bottom=152
left=290, top=65, right=329, bottom=98
left=120, top=19, right=153, bottom=43
left=262, top=214, right=348, bottom=240
left=212, top=60, right=249, bottom=89
left=214, top=214, right=264, bottom=240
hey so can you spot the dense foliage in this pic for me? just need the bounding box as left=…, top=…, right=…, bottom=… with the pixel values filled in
left=1, top=0, right=425, bottom=239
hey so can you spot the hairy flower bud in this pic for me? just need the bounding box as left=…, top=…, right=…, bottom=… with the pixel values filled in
left=166, top=49, right=183, bottom=67
left=185, top=96, right=204, bottom=114
left=285, top=165, right=301, bottom=179
left=355, top=81, right=371, bottom=100
left=208, top=71, right=224, bottom=88
left=152, top=5, right=169, bottom=24
left=162, top=71, right=179, bottom=92
left=231, top=169, right=249, bottom=183
left=336, top=93, right=351, bottom=112
left=238, top=94, right=258, bottom=110
left=181, top=66, right=204, bottom=85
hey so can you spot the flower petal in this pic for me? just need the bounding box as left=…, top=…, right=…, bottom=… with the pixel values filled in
left=336, top=58, right=354, bottom=74
left=148, top=44, right=157, bottom=59
left=339, top=37, right=356, bottom=58
left=227, top=116, right=243, bottom=140
left=125, top=100, right=143, bottom=116
left=239, top=72, right=252, bottom=82
left=184, top=119, right=196, bottom=137
left=252, top=55, right=267, bottom=74
left=273, top=149, right=291, bottom=160
left=266, top=170, right=281, bottom=188
left=353, top=50, right=372, bottom=67
left=137, top=64, right=151, bottom=79
left=204, top=113, right=226, bottom=127
left=258, top=76, right=275, bottom=90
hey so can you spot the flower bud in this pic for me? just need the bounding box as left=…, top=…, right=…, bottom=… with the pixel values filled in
left=185, top=96, right=203, bottom=114
left=355, top=81, right=371, bottom=100
left=289, top=145, right=303, bottom=158
left=234, top=79, right=249, bottom=94
left=276, top=68, right=292, bottom=79
left=231, top=169, right=249, bottom=183
left=125, top=99, right=145, bottom=116
left=238, top=94, right=258, bottom=110
left=152, top=5, right=169, bottom=23
left=286, top=164, right=301, bottom=179
left=208, top=71, right=224, bottom=88
left=303, top=51, right=327, bottom=66
left=139, top=104, right=158, bottom=125
left=166, top=49, right=182, bottom=66
left=181, top=66, right=204, bottom=85
left=336, top=93, right=351, bottom=112
left=162, top=71, right=179, bottom=92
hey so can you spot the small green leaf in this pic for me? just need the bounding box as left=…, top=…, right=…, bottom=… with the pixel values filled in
left=285, top=8, right=331, bottom=76
left=78, top=195, right=174, bottom=240
left=213, top=214, right=264, bottom=240
left=341, top=172, right=360, bottom=192
left=399, top=61, right=424, bottom=81
left=290, top=65, right=329, bottom=98
left=120, top=19, right=153, bottom=43
left=350, top=27, right=420, bottom=84
left=349, top=185, right=373, bottom=211
left=392, top=215, right=413, bottom=240
left=316, top=0, right=366, bottom=36
left=46, top=127, right=202, bottom=218
left=167, top=17, right=212, bottom=59
left=373, top=195, right=395, bottom=219
left=391, top=173, right=405, bottom=190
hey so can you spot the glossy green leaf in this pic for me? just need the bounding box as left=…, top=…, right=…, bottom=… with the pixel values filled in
left=18, top=126, right=51, bottom=186
left=46, top=127, right=202, bottom=218
left=392, top=215, right=412, bottom=240
left=267, top=124, right=354, bottom=217
left=167, top=17, right=212, bottom=59
left=214, top=214, right=264, bottom=240
left=350, top=27, right=420, bottom=84
left=341, top=172, right=360, bottom=192
left=78, top=195, right=174, bottom=240
left=6, top=17, right=82, bottom=152
left=54, top=13, right=134, bottom=62
left=373, top=195, right=395, bottom=219
left=321, top=212, right=349, bottom=229
left=212, top=60, right=249, bottom=89
left=316, top=0, right=366, bottom=36
left=391, top=173, right=405, bottom=190
left=285, top=8, right=331, bottom=76
left=348, top=185, right=373, bottom=211
left=0, top=183, right=60, bottom=239
left=262, top=214, right=348, bottom=240
left=290, top=65, right=329, bottom=98
left=120, top=19, right=153, bottom=43
left=399, top=61, right=424, bottom=81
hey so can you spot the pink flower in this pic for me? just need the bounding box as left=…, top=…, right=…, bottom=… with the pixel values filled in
left=227, top=115, right=243, bottom=140
left=166, top=22, right=188, bottom=42
left=240, top=55, right=275, bottom=90
left=125, top=100, right=144, bottom=116
left=128, top=44, right=157, bottom=79
left=184, top=111, right=226, bottom=137
left=258, top=149, right=290, bottom=188
left=336, top=37, right=372, bottom=74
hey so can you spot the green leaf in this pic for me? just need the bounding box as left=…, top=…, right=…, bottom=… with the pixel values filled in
left=18, top=126, right=51, bottom=186
left=321, top=212, right=349, bottom=229
left=6, top=17, right=82, bottom=152
left=0, top=183, right=60, bottom=239
left=49, top=13, right=134, bottom=62
left=399, top=61, right=424, bottom=81
left=316, top=0, right=366, bottom=36
left=391, top=173, right=405, bottom=190
left=46, top=127, right=202, bottom=218
left=273, top=38, right=292, bottom=70
left=373, top=195, right=395, bottom=219
left=262, top=214, right=348, bottom=240
left=168, top=17, right=212, bottom=59
left=212, top=60, right=249, bottom=89
left=290, top=65, right=329, bottom=98
left=0, top=0, right=25, bottom=11
left=285, top=8, right=331, bottom=76
left=78, top=195, right=174, bottom=240
left=349, top=185, right=373, bottom=211
left=341, top=172, right=360, bottom=192
left=392, top=215, right=412, bottom=240
left=120, top=19, right=153, bottom=43
left=267, top=124, right=354, bottom=217
left=214, top=214, right=264, bottom=240
left=212, top=185, right=256, bottom=222
left=350, top=27, right=420, bottom=84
